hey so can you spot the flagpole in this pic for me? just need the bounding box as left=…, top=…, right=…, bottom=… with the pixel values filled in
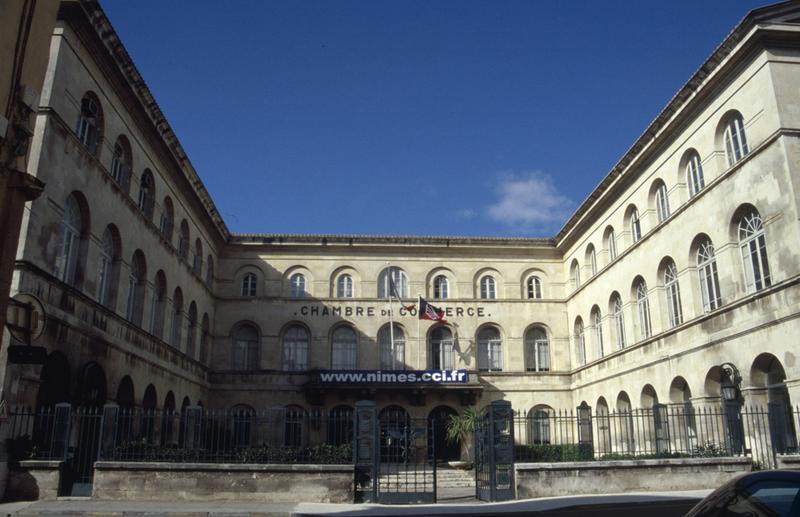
left=387, top=265, right=394, bottom=369
left=416, top=294, right=421, bottom=370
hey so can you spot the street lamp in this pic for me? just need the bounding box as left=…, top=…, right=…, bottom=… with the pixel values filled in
left=720, top=362, right=745, bottom=455
left=720, top=362, right=743, bottom=403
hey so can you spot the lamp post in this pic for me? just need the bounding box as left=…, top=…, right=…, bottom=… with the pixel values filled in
left=720, top=362, right=743, bottom=404
left=720, top=362, right=744, bottom=454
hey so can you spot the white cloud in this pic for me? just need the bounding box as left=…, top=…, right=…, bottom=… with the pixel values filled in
left=451, top=208, right=476, bottom=220
left=486, top=171, right=573, bottom=229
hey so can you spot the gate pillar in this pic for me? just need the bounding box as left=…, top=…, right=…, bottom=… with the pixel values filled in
left=99, top=403, right=119, bottom=460
left=476, top=400, right=515, bottom=502
left=52, top=403, right=71, bottom=460
left=353, top=400, right=377, bottom=503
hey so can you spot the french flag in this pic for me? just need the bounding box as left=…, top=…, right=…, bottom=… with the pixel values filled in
left=419, top=298, right=446, bottom=322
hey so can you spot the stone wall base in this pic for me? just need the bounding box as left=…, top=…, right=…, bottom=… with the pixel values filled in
left=776, top=454, right=800, bottom=469
left=516, top=457, right=752, bottom=499
left=92, top=462, right=354, bottom=503
left=5, top=461, right=63, bottom=501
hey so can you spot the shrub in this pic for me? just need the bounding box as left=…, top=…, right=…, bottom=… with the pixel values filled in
left=515, top=443, right=594, bottom=462
left=693, top=442, right=728, bottom=458
left=110, top=440, right=352, bottom=464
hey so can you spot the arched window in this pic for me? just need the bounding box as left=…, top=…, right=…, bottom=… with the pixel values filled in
left=110, top=137, right=131, bottom=188
left=574, top=318, right=586, bottom=366
left=527, top=276, right=542, bottom=299
left=605, top=226, right=617, bottom=261
left=630, top=208, right=642, bottom=243
left=664, top=260, right=683, bottom=328
left=331, top=326, right=357, bottom=370
left=430, top=326, right=454, bottom=370
left=570, top=260, right=581, bottom=291
left=327, top=405, right=354, bottom=446
left=178, top=220, right=190, bottom=260
left=685, top=150, right=705, bottom=197
left=635, top=279, right=652, bottom=340
left=697, top=238, right=722, bottom=312
left=738, top=209, right=771, bottom=292
left=200, top=314, right=210, bottom=364
left=290, top=273, right=306, bottom=298
left=612, top=294, right=626, bottom=350
left=282, top=325, right=309, bottom=371
left=655, top=182, right=670, bottom=223
left=241, top=273, right=257, bottom=297
left=97, top=226, right=120, bottom=308
left=723, top=112, right=749, bottom=167
left=479, top=275, right=496, bottom=299
left=126, top=251, right=146, bottom=326
left=592, top=307, right=604, bottom=359
left=477, top=327, right=502, bottom=371
left=205, top=255, right=214, bottom=286
left=55, top=194, right=85, bottom=285
left=138, top=170, right=155, bottom=219
left=159, top=197, right=174, bottom=242
left=433, top=275, right=449, bottom=300
left=149, top=271, right=167, bottom=339
left=231, top=404, right=255, bottom=448
left=170, top=288, right=183, bottom=349
left=186, top=302, right=198, bottom=359
left=232, top=324, right=259, bottom=370
left=524, top=327, right=549, bottom=372
left=529, top=406, right=552, bottom=445
left=76, top=93, right=102, bottom=155
left=378, top=267, right=408, bottom=298
left=378, top=324, right=405, bottom=370
left=284, top=406, right=306, bottom=448
left=192, top=239, right=203, bottom=275
left=586, top=245, right=597, bottom=277
left=336, top=274, right=353, bottom=298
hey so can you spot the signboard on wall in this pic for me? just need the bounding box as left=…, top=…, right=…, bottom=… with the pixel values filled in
left=317, top=369, right=469, bottom=385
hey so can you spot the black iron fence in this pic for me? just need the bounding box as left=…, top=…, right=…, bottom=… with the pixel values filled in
left=8, top=405, right=353, bottom=465
left=8, top=402, right=800, bottom=472
left=514, top=403, right=799, bottom=469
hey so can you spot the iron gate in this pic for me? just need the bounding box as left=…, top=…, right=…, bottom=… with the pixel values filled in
left=8, top=404, right=104, bottom=496
left=475, top=400, right=515, bottom=502
left=353, top=401, right=437, bottom=504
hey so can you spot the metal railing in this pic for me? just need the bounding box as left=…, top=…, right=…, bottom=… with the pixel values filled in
left=7, top=405, right=354, bottom=465
left=514, top=403, right=799, bottom=469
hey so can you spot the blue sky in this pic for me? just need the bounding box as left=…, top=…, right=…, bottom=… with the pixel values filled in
left=102, top=1, right=768, bottom=237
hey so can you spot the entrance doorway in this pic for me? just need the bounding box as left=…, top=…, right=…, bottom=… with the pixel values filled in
left=428, top=406, right=460, bottom=462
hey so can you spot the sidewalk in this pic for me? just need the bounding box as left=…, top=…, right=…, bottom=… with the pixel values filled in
left=0, top=490, right=711, bottom=517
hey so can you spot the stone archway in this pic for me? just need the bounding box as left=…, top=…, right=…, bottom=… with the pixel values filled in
left=428, top=405, right=460, bottom=462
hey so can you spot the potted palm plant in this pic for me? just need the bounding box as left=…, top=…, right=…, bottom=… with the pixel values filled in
left=445, top=407, right=478, bottom=469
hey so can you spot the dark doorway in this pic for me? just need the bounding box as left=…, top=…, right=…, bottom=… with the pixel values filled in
left=65, top=363, right=107, bottom=496
left=36, top=352, right=71, bottom=408
left=428, top=406, right=460, bottom=462
left=115, top=376, right=135, bottom=443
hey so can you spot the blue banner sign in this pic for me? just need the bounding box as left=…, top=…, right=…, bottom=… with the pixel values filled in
left=318, top=369, right=468, bottom=384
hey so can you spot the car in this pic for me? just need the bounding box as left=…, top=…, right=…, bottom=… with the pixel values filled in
left=684, top=470, right=800, bottom=517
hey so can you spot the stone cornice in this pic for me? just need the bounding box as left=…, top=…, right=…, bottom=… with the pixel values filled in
left=229, top=233, right=555, bottom=249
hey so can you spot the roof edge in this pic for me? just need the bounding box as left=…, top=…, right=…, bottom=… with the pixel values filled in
left=553, top=1, right=797, bottom=247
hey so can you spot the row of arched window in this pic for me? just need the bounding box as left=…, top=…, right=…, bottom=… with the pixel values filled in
left=573, top=205, right=770, bottom=366
left=229, top=321, right=552, bottom=373
left=54, top=192, right=212, bottom=362
left=74, top=92, right=214, bottom=288
left=570, top=111, right=751, bottom=291
left=239, top=267, right=545, bottom=301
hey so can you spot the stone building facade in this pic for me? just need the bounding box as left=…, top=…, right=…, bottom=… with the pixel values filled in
left=4, top=0, right=800, bottom=461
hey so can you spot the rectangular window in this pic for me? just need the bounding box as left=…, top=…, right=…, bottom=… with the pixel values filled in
left=432, top=339, right=454, bottom=370
left=478, top=339, right=502, bottom=371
